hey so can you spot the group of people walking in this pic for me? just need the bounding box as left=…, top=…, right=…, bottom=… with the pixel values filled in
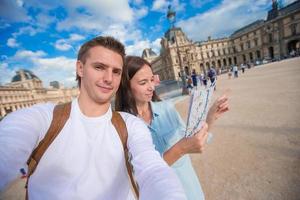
left=186, top=67, right=217, bottom=93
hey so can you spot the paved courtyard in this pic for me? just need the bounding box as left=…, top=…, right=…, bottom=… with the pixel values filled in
left=175, top=57, right=300, bottom=200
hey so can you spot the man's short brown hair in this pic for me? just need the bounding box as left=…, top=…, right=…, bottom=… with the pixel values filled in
left=76, top=36, right=126, bottom=87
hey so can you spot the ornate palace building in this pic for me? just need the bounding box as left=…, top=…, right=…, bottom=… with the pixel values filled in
left=0, top=69, right=79, bottom=119
left=143, top=0, right=300, bottom=81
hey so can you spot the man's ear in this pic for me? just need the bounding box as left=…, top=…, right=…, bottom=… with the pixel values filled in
left=76, top=60, right=84, bottom=78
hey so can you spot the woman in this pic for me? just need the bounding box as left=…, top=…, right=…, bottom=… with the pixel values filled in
left=115, top=56, right=229, bottom=199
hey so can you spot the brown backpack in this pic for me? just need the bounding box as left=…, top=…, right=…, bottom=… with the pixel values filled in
left=25, top=102, right=139, bottom=199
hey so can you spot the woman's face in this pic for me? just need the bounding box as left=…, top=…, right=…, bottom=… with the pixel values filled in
left=130, top=64, right=155, bottom=105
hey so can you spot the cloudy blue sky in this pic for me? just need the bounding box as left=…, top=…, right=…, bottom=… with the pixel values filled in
left=0, top=0, right=296, bottom=87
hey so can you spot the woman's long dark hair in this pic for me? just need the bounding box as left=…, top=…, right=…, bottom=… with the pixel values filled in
left=115, top=56, right=161, bottom=116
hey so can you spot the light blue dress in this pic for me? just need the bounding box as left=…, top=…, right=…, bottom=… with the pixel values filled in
left=147, top=101, right=205, bottom=200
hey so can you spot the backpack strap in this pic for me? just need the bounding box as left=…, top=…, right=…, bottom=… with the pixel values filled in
left=111, top=112, right=139, bottom=198
left=25, top=102, right=71, bottom=199
left=25, top=103, right=139, bottom=199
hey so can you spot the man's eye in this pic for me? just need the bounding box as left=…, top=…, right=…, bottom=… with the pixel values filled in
left=95, top=66, right=104, bottom=70
left=113, top=70, right=122, bottom=75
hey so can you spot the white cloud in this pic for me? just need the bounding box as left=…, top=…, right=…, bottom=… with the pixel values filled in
left=134, top=6, right=149, bottom=19
left=152, top=0, right=168, bottom=11
left=151, top=0, right=185, bottom=12
left=12, top=26, right=39, bottom=37
left=126, top=38, right=162, bottom=56
left=69, top=33, right=85, bottom=41
left=0, top=62, right=15, bottom=85
left=0, top=0, right=30, bottom=22
left=54, top=33, right=85, bottom=51
left=55, top=39, right=73, bottom=51
left=14, top=50, right=46, bottom=59
left=32, top=56, right=77, bottom=87
left=177, top=0, right=270, bottom=41
left=190, top=0, right=214, bottom=8
left=57, top=0, right=135, bottom=32
left=7, top=38, right=20, bottom=48
left=5, top=49, right=77, bottom=87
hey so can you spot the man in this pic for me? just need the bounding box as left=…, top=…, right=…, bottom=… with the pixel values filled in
left=240, top=63, right=245, bottom=73
left=233, top=65, right=238, bottom=78
left=207, top=67, right=217, bottom=90
left=0, top=36, right=186, bottom=199
left=208, top=67, right=216, bottom=84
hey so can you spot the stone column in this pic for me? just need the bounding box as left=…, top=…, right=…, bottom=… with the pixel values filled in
left=0, top=107, right=6, bottom=118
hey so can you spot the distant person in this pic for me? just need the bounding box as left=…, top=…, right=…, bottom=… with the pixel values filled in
left=186, top=76, right=193, bottom=94
left=241, top=63, right=246, bottom=73
left=191, top=69, right=198, bottom=88
left=199, top=73, right=204, bottom=86
left=208, top=68, right=217, bottom=90
left=202, top=75, right=208, bottom=88
left=233, top=65, right=239, bottom=78
left=0, top=36, right=186, bottom=199
left=228, top=68, right=232, bottom=79
left=208, top=67, right=217, bottom=85
left=115, top=55, right=230, bottom=200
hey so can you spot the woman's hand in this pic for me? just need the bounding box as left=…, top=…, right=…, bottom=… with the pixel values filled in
left=178, top=123, right=209, bottom=154
left=206, top=94, right=229, bottom=130
left=163, top=123, right=209, bottom=165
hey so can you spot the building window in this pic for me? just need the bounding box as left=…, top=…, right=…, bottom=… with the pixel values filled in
left=290, top=24, right=296, bottom=35
left=268, top=34, right=273, bottom=43
left=211, top=50, right=215, bottom=57
left=247, top=41, right=251, bottom=49
left=240, top=44, right=244, bottom=51
left=254, top=38, right=258, bottom=46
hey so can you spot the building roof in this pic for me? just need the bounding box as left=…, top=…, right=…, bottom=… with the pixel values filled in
left=278, top=0, right=300, bottom=16
left=231, top=0, right=300, bottom=38
left=230, top=20, right=265, bottom=38
left=11, top=69, right=41, bottom=82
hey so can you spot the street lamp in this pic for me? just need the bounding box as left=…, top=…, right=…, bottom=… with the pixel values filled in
left=166, top=5, right=189, bottom=95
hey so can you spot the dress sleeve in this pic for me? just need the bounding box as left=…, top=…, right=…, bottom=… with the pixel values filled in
left=123, top=113, right=186, bottom=200
left=0, top=103, right=54, bottom=191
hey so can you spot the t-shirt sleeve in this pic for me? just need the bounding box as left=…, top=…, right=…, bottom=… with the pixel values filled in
left=0, top=103, right=54, bottom=191
left=121, top=113, right=186, bottom=200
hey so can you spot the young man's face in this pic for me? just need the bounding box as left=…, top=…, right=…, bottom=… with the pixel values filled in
left=77, top=46, right=123, bottom=105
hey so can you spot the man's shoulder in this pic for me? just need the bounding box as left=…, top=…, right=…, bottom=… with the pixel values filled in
left=116, top=112, right=149, bottom=135
left=117, top=112, right=144, bottom=125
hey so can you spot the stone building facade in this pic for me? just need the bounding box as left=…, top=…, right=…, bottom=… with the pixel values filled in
left=143, top=0, right=300, bottom=81
left=0, top=69, right=79, bottom=119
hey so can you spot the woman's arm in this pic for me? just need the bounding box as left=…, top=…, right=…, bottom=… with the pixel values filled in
left=162, top=93, right=229, bottom=166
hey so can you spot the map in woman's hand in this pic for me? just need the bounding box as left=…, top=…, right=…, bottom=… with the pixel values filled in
left=185, top=82, right=215, bottom=137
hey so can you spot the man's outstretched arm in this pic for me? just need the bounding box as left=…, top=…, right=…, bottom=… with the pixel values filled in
left=123, top=113, right=187, bottom=200
left=0, top=103, right=53, bottom=191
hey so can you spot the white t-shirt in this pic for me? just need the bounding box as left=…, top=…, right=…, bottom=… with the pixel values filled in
left=0, top=99, right=186, bottom=200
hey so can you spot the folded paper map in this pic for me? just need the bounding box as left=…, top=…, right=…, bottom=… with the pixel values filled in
left=185, top=82, right=215, bottom=137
